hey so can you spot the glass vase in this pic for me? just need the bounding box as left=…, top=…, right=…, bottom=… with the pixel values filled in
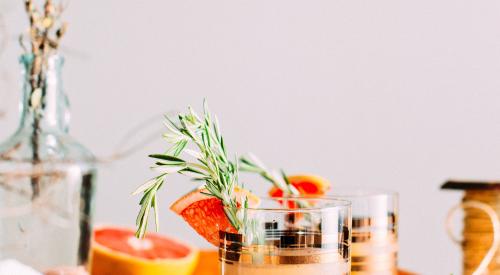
left=0, top=54, right=96, bottom=274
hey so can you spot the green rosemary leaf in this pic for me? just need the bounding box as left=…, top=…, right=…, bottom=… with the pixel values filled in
left=168, top=140, right=188, bottom=157
left=188, top=106, right=202, bottom=122
left=164, top=114, right=180, bottom=128
left=281, top=169, right=291, bottom=186
left=200, top=191, right=217, bottom=198
left=203, top=99, right=211, bottom=121
left=220, top=136, right=226, bottom=155
left=204, top=127, right=212, bottom=148
left=149, top=154, right=185, bottom=163
left=191, top=177, right=209, bottom=182
left=136, top=195, right=152, bottom=232
left=179, top=128, right=193, bottom=140
left=153, top=193, right=159, bottom=232
left=181, top=166, right=206, bottom=175
left=238, top=162, right=261, bottom=173
left=201, top=130, right=210, bottom=151
left=155, top=162, right=186, bottom=167
left=139, top=189, right=152, bottom=205
left=213, top=116, right=221, bottom=141
left=163, top=120, right=181, bottom=134
left=152, top=164, right=187, bottom=174
left=132, top=177, right=159, bottom=196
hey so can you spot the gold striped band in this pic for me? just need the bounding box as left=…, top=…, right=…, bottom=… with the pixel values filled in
left=220, top=248, right=347, bottom=265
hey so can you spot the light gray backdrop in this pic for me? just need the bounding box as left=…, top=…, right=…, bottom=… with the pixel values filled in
left=2, top=1, right=500, bottom=274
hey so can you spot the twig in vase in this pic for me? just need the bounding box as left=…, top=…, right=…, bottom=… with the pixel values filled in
left=21, top=0, right=67, bottom=199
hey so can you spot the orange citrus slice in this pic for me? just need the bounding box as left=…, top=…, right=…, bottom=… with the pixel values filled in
left=89, top=226, right=199, bottom=275
left=269, top=174, right=331, bottom=197
left=171, top=187, right=260, bottom=247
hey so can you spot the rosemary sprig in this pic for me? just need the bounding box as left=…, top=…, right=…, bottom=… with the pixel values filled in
left=239, top=154, right=317, bottom=213
left=239, top=154, right=299, bottom=196
left=133, top=101, right=244, bottom=238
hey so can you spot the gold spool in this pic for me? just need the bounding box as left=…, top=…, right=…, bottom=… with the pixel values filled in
left=462, top=190, right=500, bottom=274
left=442, top=180, right=500, bottom=275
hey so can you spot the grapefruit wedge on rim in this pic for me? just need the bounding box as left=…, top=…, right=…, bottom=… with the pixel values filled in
left=171, top=186, right=260, bottom=247
left=90, top=226, right=199, bottom=275
left=269, top=174, right=331, bottom=197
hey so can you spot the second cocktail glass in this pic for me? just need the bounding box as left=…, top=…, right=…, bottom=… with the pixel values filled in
left=219, top=197, right=352, bottom=275
left=330, top=189, right=399, bottom=275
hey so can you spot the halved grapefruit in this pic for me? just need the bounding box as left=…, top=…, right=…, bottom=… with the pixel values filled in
left=170, top=186, right=260, bottom=247
left=90, top=226, right=199, bottom=275
left=192, top=250, right=219, bottom=275
left=269, top=174, right=331, bottom=197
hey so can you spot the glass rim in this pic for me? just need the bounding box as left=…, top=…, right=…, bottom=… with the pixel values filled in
left=225, top=196, right=351, bottom=213
left=327, top=187, right=399, bottom=199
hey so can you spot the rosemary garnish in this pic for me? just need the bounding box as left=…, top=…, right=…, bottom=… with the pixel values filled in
left=133, top=101, right=244, bottom=238
left=239, top=154, right=299, bottom=195
left=239, top=154, right=315, bottom=212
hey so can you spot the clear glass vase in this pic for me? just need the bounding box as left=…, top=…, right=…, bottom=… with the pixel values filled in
left=0, top=54, right=96, bottom=274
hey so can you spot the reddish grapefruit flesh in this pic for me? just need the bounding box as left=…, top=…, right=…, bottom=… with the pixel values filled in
left=94, top=227, right=190, bottom=260
left=293, top=180, right=321, bottom=193
left=269, top=175, right=329, bottom=198
left=179, top=198, right=237, bottom=247
left=269, top=175, right=331, bottom=209
left=171, top=187, right=259, bottom=247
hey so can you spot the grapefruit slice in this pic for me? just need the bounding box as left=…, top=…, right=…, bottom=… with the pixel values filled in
left=170, top=187, right=260, bottom=247
left=90, top=226, right=198, bottom=275
left=269, top=174, right=331, bottom=197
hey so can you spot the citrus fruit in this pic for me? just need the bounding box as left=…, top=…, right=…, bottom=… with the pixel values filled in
left=192, top=250, right=219, bottom=275
left=269, top=174, right=331, bottom=197
left=89, top=226, right=198, bottom=275
left=170, top=186, right=260, bottom=247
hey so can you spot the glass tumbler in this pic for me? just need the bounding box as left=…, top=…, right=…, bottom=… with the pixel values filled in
left=330, top=189, right=398, bottom=275
left=219, top=197, right=351, bottom=275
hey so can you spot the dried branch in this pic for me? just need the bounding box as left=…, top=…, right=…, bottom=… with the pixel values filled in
left=21, top=0, right=68, bottom=199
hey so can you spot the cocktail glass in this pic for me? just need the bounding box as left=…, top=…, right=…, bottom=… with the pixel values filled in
left=219, top=197, right=351, bottom=275
left=330, top=189, right=398, bottom=275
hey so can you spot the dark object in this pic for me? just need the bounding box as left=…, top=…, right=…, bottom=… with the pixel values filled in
left=441, top=180, right=500, bottom=190
left=265, top=221, right=278, bottom=230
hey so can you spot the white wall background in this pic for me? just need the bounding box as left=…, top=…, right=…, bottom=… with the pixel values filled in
left=2, top=0, right=500, bottom=274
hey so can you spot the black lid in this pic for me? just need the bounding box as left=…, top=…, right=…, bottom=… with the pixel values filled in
left=441, top=180, right=500, bottom=191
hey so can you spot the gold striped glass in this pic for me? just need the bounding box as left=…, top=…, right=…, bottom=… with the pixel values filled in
left=219, top=197, right=352, bottom=275
left=330, top=190, right=398, bottom=275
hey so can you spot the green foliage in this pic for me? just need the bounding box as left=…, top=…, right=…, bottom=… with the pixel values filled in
left=133, top=101, right=243, bottom=238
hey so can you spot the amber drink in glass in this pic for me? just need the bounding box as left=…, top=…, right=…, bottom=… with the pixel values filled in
left=219, top=197, right=351, bottom=275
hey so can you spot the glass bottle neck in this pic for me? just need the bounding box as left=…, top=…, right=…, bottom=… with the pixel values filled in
left=18, top=54, right=70, bottom=134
